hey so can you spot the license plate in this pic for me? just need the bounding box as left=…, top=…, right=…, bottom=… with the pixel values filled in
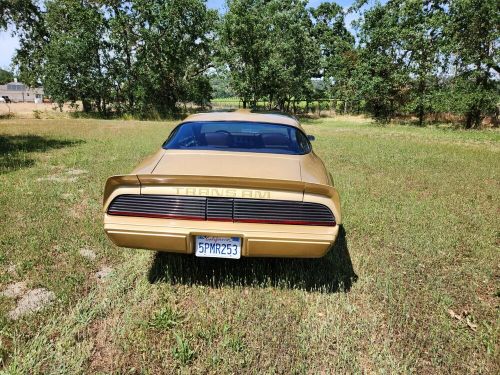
left=195, top=236, right=241, bottom=259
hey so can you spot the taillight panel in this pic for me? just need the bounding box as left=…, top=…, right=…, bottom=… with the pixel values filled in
left=107, top=195, right=336, bottom=226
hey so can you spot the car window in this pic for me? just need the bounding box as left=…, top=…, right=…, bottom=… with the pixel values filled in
left=163, top=121, right=312, bottom=155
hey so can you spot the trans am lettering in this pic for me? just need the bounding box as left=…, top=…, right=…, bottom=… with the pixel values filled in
left=174, top=187, right=270, bottom=199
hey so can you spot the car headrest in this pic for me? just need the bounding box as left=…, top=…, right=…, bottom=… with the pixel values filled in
left=261, top=133, right=290, bottom=147
left=204, top=132, right=232, bottom=147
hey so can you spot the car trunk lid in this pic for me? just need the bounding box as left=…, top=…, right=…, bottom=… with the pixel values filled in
left=151, top=150, right=302, bottom=182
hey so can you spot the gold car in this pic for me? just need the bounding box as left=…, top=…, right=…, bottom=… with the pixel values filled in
left=103, top=111, right=341, bottom=259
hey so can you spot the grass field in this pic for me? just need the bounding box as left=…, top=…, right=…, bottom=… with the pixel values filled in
left=0, top=116, right=498, bottom=373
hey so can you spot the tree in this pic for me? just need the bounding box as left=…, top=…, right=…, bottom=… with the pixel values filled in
left=6, top=0, right=216, bottom=116
left=129, top=0, right=218, bottom=115
left=105, top=0, right=139, bottom=113
left=41, top=0, right=110, bottom=112
left=443, top=0, right=499, bottom=128
left=259, top=0, right=319, bottom=111
left=219, top=0, right=319, bottom=111
left=396, top=0, right=444, bottom=126
left=356, top=2, right=410, bottom=121
left=356, top=0, right=498, bottom=126
left=0, top=0, right=43, bottom=31
left=311, top=2, right=357, bottom=103
left=209, top=70, right=236, bottom=98
left=218, top=0, right=272, bottom=108
left=185, top=75, right=213, bottom=107
left=2, top=0, right=47, bottom=88
left=0, top=68, right=14, bottom=84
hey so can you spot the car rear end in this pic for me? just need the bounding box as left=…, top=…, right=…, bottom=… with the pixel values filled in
left=103, top=175, right=341, bottom=258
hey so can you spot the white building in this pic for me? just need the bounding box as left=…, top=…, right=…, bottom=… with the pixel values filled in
left=0, top=79, right=44, bottom=103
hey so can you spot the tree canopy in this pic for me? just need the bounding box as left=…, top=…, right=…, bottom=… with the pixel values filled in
left=3, top=0, right=217, bottom=116
left=2, top=0, right=498, bottom=126
left=219, top=0, right=320, bottom=111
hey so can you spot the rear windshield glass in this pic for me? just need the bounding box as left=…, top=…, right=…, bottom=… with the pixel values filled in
left=163, top=121, right=311, bottom=155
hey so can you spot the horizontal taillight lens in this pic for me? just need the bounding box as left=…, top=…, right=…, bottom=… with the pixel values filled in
left=107, top=195, right=336, bottom=226
left=105, top=211, right=205, bottom=221
left=234, top=218, right=335, bottom=226
left=233, top=199, right=335, bottom=226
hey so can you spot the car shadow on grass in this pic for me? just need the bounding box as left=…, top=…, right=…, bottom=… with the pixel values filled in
left=0, top=135, right=84, bottom=174
left=148, top=226, right=358, bottom=293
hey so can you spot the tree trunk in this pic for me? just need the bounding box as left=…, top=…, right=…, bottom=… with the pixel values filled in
left=465, top=62, right=487, bottom=129
left=82, top=99, right=91, bottom=113
left=465, top=107, right=481, bottom=129
left=96, top=98, right=102, bottom=114
left=418, top=104, right=424, bottom=126
left=417, top=72, right=426, bottom=126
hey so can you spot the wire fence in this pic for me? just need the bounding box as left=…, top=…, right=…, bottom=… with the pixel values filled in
left=209, top=98, right=362, bottom=115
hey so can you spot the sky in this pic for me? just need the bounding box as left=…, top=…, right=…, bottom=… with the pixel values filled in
left=0, top=0, right=359, bottom=69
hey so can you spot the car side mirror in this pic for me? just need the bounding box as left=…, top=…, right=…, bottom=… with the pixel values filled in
left=307, top=135, right=315, bottom=141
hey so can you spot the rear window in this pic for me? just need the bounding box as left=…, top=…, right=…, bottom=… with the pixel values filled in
left=163, top=121, right=311, bottom=155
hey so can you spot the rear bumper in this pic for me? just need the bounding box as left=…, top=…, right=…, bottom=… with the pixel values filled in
left=104, top=214, right=339, bottom=258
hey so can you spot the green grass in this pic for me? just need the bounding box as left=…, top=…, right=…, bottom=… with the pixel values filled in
left=0, top=116, right=498, bottom=373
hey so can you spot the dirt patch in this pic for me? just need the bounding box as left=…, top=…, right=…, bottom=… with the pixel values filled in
left=88, top=315, right=124, bottom=372
left=6, top=263, right=17, bottom=276
left=8, top=288, right=56, bottom=320
left=1, top=282, right=28, bottom=298
left=95, top=266, right=114, bottom=281
left=66, top=169, right=87, bottom=175
left=69, top=198, right=88, bottom=219
left=37, top=168, right=88, bottom=184
left=79, top=247, right=97, bottom=261
left=37, top=176, right=78, bottom=183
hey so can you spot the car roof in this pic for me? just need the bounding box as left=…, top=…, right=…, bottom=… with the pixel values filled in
left=181, top=110, right=301, bottom=129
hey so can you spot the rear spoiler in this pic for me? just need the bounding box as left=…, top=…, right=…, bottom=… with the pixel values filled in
left=104, top=174, right=338, bottom=207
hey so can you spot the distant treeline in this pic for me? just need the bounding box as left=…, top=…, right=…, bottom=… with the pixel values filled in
left=1, top=0, right=498, bottom=127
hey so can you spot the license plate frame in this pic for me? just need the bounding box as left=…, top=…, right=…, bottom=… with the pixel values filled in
left=195, top=236, right=241, bottom=259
